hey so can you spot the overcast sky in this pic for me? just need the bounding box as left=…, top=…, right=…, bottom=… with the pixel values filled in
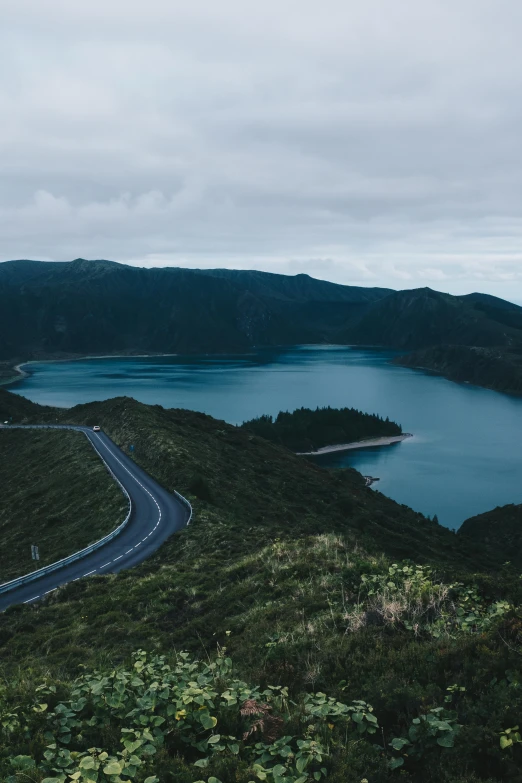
left=2, top=0, right=522, bottom=298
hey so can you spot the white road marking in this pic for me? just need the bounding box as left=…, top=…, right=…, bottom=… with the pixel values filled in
left=1, top=425, right=192, bottom=607
left=92, top=432, right=163, bottom=533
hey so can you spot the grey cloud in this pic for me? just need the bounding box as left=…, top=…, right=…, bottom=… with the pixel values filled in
left=1, top=0, right=522, bottom=299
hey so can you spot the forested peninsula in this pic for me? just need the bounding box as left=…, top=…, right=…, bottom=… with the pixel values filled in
left=241, top=406, right=402, bottom=452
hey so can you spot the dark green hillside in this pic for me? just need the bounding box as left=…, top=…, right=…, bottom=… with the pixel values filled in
left=3, top=259, right=522, bottom=395
left=343, top=287, right=522, bottom=351
left=395, top=345, right=522, bottom=395
left=242, top=406, right=402, bottom=452
left=0, top=386, right=53, bottom=422
left=0, top=259, right=391, bottom=360
left=0, top=429, right=126, bottom=582
left=199, top=267, right=392, bottom=303
left=0, top=390, right=522, bottom=780
left=459, top=503, right=522, bottom=569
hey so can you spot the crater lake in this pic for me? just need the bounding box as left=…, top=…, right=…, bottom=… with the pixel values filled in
left=10, top=345, right=522, bottom=529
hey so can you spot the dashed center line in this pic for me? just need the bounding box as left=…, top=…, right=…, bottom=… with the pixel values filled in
left=4, top=426, right=190, bottom=607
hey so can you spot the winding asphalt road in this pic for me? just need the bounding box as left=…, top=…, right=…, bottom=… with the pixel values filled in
left=0, top=426, right=191, bottom=611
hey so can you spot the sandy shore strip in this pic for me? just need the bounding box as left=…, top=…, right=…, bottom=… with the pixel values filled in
left=0, top=353, right=182, bottom=387
left=297, top=433, right=413, bottom=456
left=0, top=363, right=30, bottom=387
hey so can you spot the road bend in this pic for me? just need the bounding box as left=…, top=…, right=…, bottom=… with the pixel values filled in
left=0, top=426, right=190, bottom=611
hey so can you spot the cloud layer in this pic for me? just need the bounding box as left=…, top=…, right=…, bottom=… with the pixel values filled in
left=2, top=0, right=522, bottom=297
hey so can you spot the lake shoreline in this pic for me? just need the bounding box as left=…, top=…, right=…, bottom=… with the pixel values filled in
left=296, top=433, right=413, bottom=456
left=0, top=352, right=181, bottom=388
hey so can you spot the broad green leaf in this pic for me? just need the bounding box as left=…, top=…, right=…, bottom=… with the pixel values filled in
left=124, top=739, right=143, bottom=753
left=79, top=757, right=96, bottom=769
left=437, top=735, right=455, bottom=748
left=194, top=758, right=209, bottom=768
left=103, top=760, right=123, bottom=775
left=144, top=778, right=159, bottom=783
left=500, top=735, right=513, bottom=749
left=389, top=757, right=404, bottom=769
left=296, top=756, right=309, bottom=773
left=10, top=756, right=36, bottom=770
left=200, top=712, right=218, bottom=729
left=208, top=734, right=221, bottom=744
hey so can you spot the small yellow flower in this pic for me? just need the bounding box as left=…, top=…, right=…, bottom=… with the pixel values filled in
left=328, top=723, right=334, bottom=730
left=175, top=709, right=187, bottom=721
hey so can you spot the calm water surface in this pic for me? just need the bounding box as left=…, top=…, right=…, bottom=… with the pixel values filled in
left=12, top=346, right=522, bottom=529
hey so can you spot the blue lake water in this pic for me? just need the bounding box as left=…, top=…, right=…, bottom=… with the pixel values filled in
left=11, top=345, right=522, bottom=530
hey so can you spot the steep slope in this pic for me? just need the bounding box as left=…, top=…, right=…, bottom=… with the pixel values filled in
left=343, top=287, right=522, bottom=350
left=0, top=259, right=392, bottom=360
left=395, top=344, right=522, bottom=394
left=458, top=502, right=522, bottom=569
left=0, top=428, right=126, bottom=582
left=0, top=386, right=53, bottom=422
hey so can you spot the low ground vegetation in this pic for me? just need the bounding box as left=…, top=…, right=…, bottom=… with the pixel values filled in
left=0, top=392, right=521, bottom=781
left=0, top=429, right=126, bottom=582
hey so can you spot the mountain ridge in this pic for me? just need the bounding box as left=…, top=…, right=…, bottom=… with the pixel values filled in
left=2, top=259, right=522, bottom=393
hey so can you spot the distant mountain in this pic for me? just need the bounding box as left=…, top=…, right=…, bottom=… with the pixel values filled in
left=342, top=287, right=522, bottom=350
left=198, top=268, right=391, bottom=303
left=0, top=259, right=392, bottom=360
left=2, top=259, right=522, bottom=395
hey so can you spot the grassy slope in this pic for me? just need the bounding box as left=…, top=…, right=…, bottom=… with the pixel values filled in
left=0, top=429, right=127, bottom=582
left=0, top=386, right=56, bottom=422
left=459, top=503, right=522, bottom=568
left=1, top=395, right=480, bottom=666
left=0, top=392, right=521, bottom=780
